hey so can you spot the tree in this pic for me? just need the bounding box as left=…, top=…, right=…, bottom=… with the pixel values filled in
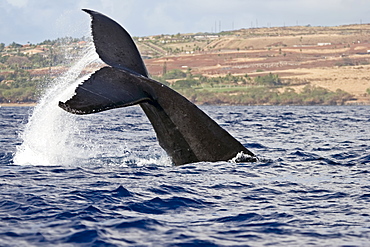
left=162, top=61, right=167, bottom=75
left=0, top=55, right=9, bottom=64
left=9, top=42, right=22, bottom=48
left=254, top=73, right=282, bottom=86
left=162, top=69, right=187, bottom=80
left=6, top=56, right=30, bottom=68
left=173, top=79, right=197, bottom=88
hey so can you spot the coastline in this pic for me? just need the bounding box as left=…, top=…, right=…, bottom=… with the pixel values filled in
left=0, top=103, right=37, bottom=107
left=1, top=101, right=369, bottom=108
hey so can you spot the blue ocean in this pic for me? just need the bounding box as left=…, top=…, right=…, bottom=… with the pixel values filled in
left=1, top=48, right=370, bottom=246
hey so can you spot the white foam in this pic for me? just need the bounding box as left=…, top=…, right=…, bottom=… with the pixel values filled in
left=229, top=151, right=259, bottom=163
left=13, top=43, right=173, bottom=167
left=13, top=45, right=101, bottom=166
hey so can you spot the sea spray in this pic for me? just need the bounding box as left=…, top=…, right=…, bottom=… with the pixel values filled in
left=13, top=44, right=172, bottom=167
left=13, top=44, right=101, bottom=166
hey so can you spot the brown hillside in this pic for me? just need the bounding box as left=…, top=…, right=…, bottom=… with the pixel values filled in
left=139, top=24, right=370, bottom=104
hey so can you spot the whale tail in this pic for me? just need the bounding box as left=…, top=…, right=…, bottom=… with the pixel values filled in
left=59, top=9, right=255, bottom=165
left=82, top=9, right=148, bottom=77
left=58, top=67, right=151, bottom=114
left=59, top=9, right=150, bottom=114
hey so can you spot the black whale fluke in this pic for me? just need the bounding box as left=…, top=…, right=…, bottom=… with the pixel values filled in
left=81, top=9, right=148, bottom=77
left=58, top=9, right=256, bottom=165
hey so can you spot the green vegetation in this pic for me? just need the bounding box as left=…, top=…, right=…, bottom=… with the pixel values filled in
left=0, top=68, right=49, bottom=103
left=0, top=37, right=88, bottom=103
left=176, top=85, right=353, bottom=106
left=254, top=73, right=282, bottom=86
left=156, top=69, right=353, bottom=105
left=0, top=33, right=359, bottom=105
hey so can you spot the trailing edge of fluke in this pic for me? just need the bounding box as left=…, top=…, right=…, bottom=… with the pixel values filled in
left=58, top=9, right=256, bottom=165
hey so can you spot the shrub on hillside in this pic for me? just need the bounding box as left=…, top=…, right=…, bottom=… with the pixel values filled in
left=254, top=73, right=282, bottom=86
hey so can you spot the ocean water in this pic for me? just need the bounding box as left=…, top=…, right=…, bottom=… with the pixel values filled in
left=1, top=104, right=369, bottom=246
left=1, top=46, right=370, bottom=246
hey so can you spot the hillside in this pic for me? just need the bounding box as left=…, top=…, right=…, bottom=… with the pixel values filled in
left=1, top=24, right=370, bottom=105
left=138, top=24, right=370, bottom=104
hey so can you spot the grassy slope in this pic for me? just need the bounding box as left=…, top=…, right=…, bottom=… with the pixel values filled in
left=138, top=24, right=370, bottom=104
left=1, top=24, right=370, bottom=105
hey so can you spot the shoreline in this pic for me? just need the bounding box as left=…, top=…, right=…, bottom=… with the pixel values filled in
left=0, top=103, right=37, bottom=107
left=1, top=102, right=369, bottom=108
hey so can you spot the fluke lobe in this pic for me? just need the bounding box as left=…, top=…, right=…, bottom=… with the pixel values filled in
left=59, top=9, right=256, bottom=165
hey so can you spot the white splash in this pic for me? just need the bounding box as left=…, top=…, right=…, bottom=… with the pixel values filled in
left=229, top=151, right=259, bottom=163
left=13, top=43, right=172, bottom=167
left=13, top=44, right=100, bottom=166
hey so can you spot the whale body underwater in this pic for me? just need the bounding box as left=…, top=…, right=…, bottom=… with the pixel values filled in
left=59, top=9, right=256, bottom=165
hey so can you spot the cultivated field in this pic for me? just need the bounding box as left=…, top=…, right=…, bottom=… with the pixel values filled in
left=2, top=24, right=370, bottom=105
left=138, top=24, right=370, bottom=104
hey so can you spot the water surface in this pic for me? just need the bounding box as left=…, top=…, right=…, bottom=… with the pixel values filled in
left=1, top=105, right=369, bottom=246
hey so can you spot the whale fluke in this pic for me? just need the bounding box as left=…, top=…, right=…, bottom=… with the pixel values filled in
left=82, top=9, right=148, bottom=77
left=59, top=67, right=151, bottom=114
left=59, top=9, right=256, bottom=165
